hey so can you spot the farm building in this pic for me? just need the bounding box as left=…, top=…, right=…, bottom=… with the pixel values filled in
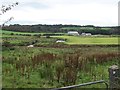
left=81, top=33, right=92, bottom=36
left=67, top=31, right=79, bottom=36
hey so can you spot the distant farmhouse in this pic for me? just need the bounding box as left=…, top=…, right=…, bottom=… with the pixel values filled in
left=67, top=31, right=79, bottom=36
left=81, top=33, right=92, bottom=36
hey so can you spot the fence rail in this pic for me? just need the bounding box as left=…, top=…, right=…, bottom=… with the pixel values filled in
left=51, top=80, right=108, bottom=90
left=51, top=65, right=120, bottom=90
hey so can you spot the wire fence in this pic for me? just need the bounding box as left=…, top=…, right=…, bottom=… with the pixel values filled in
left=50, top=65, right=120, bottom=90
left=51, top=80, right=109, bottom=90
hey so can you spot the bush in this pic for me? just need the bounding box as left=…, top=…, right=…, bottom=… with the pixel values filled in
left=2, top=41, right=11, bottom=47
left=10, top=33, right=14, bottom=35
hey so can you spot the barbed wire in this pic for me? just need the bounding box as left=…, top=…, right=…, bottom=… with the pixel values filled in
left=0, top=2, right=19, bottom=15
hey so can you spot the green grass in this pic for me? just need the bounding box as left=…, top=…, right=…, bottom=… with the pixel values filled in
left=1, top=29, right=39, bottom=35
left=1, top=30, right=119, bottom=45
left=2, top=46, right=119, bottom=88
left=52, top=36, right=118, bottom=45
left=1, top=34, right=27, bottom=37
left=2, top=28, right=120, bottom=88
left=1, top=30, right=64, bottom=36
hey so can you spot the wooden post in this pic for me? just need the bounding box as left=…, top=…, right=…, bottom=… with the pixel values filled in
left=108, top=65, right=120, bottom=89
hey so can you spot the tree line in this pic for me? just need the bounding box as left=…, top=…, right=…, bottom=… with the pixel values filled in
left=2, top=24, right=120, bottom=35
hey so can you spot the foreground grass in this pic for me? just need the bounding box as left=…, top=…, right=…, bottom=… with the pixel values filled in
left=2, top=46, right=119, bottom=88
left=2, top=31, right=120, bottom=88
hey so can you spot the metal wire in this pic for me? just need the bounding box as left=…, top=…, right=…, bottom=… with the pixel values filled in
left=50, top=80, right=108, bottom=90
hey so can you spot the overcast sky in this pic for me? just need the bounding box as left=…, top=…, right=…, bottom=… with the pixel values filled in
left=0, top=0, right=119, bottom=26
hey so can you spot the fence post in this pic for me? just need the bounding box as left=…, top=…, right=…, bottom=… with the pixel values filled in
left=108, top=65, right=120, bottom=89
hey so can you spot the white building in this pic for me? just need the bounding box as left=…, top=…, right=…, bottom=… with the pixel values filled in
left=67, top=31, right=79, bottom=36
left=81, top=33, right=92, bottom=36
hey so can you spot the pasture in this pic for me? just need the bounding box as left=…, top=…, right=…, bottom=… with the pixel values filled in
left=1, top=29, right=120, bottom=88
left=1, top=29, right=39, bottom=35
left=1, top=29, right=119, bottom=45
left=1, top=30, right=64, bottom=36
left=52, top=36, right=118, bottom=45
left=2, top=46, right=119, bottom=88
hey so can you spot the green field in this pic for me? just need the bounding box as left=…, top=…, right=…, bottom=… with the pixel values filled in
left=1, top=30, right=64, bottom=36
left=2, top=46, right=119, bottom=88
left=2, top=29, right=120, bottom=88
left=1, top=29, right=119, bottom=45
left=52, top=36, right=118, bottom=45
left=1, top=29, right=40, bottom=35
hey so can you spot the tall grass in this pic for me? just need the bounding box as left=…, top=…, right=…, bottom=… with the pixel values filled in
left=2, top=46, right=119, bottom=88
